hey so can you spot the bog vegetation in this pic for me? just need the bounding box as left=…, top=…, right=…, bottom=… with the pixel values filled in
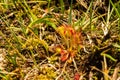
left=0, top=0, right=120, bottom=80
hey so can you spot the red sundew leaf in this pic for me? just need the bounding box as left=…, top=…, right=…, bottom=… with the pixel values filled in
left=77, top=32, right=83, bottom=44
left=64, top=30, right=68, bottom=35
left=70, top=51, right=76, bottom=58
left=69, top=27, right=75, bottom=35
left=74, top=72, right=80, bottom=80
left=61, top=55, right=68, bottom=62
left=62, top=24, right=74, bottom=35
left=60, top=50, right=67, bottom=55
left=72, top=32, right=82, bottom=46
left=60, top=52, right=69, bottom=62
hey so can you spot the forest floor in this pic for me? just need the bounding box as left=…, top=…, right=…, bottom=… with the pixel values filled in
left=0, top=0, right=120, bottom=80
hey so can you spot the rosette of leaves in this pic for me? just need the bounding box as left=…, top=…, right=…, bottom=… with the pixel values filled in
left=55, top=24, right=83, bottom=62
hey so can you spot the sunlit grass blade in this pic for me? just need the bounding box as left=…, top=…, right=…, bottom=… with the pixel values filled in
left=23, top=0, right=37, bottom=21
left=26, top=17, right=57, bottom=33
left=89, top=0, right=93, bottom=30
left=0, top=70, right=8, bottom=80
left=110, top=0, right=120, bottom=27
left=68, top=0, right=73, bottom=25
left=74, top=0, right=102, bottom=30
left=59, top=0, right=65, bottom=14
left=18, top=0, right=37, bottom=22
left=110, top=0, right=120, bottom=18
left=101, top=53, right=117, bottom=62
left=6, top=54, right=17, bottom=67
left=81, top=13, right=106, bottom=30
left=47, top=0, right=51, bottom=12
